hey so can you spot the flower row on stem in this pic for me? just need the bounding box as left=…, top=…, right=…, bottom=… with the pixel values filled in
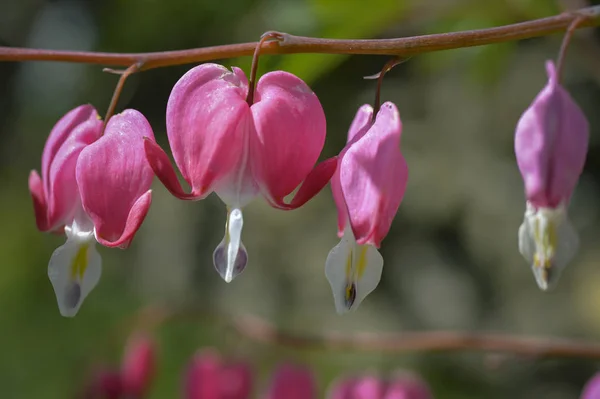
left=83, top=334, right=433, bottom=399
left=30, top=20, right=590, bottom=317
left=83, top=332, right=600, bottom=398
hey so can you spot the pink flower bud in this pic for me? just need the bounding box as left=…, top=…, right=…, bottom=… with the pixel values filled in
left=184, top=349, right=252, bottom=399
left=83, top=369, right=123, bottom=399
left=328, top=372, right=432, bottom=399
left=265, top=363, right=317, bottom=399
left=121, top=335, right=156, bottom=398
left=384, top=372, right=433, bottom=399
left=328, top=375, right=384, bottom=399
left=515, top=61, right=589, bottom=290
left=581, top=372, right=600, bottom=399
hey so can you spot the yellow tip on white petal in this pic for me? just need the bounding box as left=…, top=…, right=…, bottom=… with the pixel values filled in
left=325, top=228, right=383, bottom=314
left=48, top=237, right=101, bottom=317
left=518, top=203, right=578, bottom=291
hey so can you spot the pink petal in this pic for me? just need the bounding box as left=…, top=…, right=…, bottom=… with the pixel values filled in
left=269, top=157, right=338, bottom=210
left=327, top=377, right=354, bottom=399
left=77, top=109, right=155, bottom=248
left=266, top=364, right=317, bottom=399
left=220, top=362, right=253, bottom=399
left=121, top=335, right=156, bottom=398
left=353, top=376, right=386, bottom=399
left=164, top=63, right=251, bottom=198
left=328, top=376, right=385, bottom=399
left=28, top=170, right=48, bottom=231
left=184, top=349, right=223, bottom=399
left=514, top=60, right=589, bottom=208
left=332, top=105, right=375, bottom=236
left=347, top=104, right=374, bottom=144
left=144, top=138, right=202, bottom=200
left=340, top=102, right=408, bottom=247
left=581, top=372, right=600, bottom=399
left=384, top=373, right=433, bottom=399
left=84, top=369, right=124, bottom=399
left=32, top=105, right=103, bottom=232
left=250, top=71, right=327, bottom=207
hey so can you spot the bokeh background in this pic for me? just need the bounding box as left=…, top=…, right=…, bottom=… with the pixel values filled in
left=2, top=0, right=600, bottom=398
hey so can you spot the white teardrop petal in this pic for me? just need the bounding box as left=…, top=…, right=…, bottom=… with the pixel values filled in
left=325, top=228, right=383, bottom=314
left=48, top=238, right=101, bottom=317
left=353, top=245, right=383, bottom=308
left=213, top=208, right=247, bottom=283
left=325, top=233, right=353, bottom=314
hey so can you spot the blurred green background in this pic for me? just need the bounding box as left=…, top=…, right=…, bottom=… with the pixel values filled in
left=2, top=0, right=600, bottom=397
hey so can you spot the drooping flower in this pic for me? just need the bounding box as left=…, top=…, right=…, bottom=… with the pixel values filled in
left=144, top=63, right=337, bottom=283
left=580, top=372, right=600, bottom=399
left=265, top=363, right=317, bottom=399
left=184, top=349, right=252, bottom=399
left=327, top=372, right=433, bottom=399
left=121, top=334, right=156, bottom=398
left=81, top=333, right=156, bottom=399
left=325, top=102, right=408, bottom=314
left=515, top=60, right=589, bottom=290
left=29, top=106, right=155, bottom=316
left=328, top=375, right=384, bottom=399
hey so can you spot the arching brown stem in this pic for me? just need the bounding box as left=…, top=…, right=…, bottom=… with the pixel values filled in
left=129, top=304, right=600, bottom=359
left=103, top=62, right=144, bottom=125
left=0, top=7, right=598, bottom=70
left=246, top=32, right=284, bottom=105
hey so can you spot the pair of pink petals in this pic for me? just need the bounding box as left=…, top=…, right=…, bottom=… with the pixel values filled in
left=29, top=105, right=155, bottom=248
left=144, top=63, right=337, bottom=210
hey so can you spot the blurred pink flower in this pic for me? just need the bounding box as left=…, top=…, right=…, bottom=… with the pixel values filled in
left=515, top=60, right=589, bottom=290
left=29, top=106, right=155, bottom=316
left=184, top=349, right=252, bottom=399
left=144, top=63, right=337, bottom=283
left=328, top=372, right=432, bottom=399
left=121, top=335, right=156, bottom=398
left=265, top=363, right=317, bottom=399
left=83, top=334, right=156, bottom=399
left=581, top=372, right=600, bottom=399
left=325, top=102, right=408, bottom=314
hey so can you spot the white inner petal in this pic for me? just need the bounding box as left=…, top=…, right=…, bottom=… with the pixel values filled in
left=48, top=214, right=101, bottom=317
left=213, top=207, right=248, bottom=283
left=325, top=227, right=383, bottom=314
left=518, top=201, right=578, bottom=290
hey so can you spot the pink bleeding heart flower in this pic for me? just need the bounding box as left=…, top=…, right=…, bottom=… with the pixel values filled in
left=83, top=369, right=124, bottom=399
left=121, top=334, right=156, bottom=398
left=580, top=372, right=600, bottom=399
left=325, top=102, right=408, bottom=314
left=29, top=106, right=155, bottom=317
left=383, top=372, right=433, bottom=399
left=144, top=63, right=337, bottom=283
left=328, top=375, right=385, bottom=399
left=265, top=363, right=317, bottom=399
left=184, top=349, right=252, bottom=399
left=515, top=60, right=589, bottom=290
left=327, top=372, right=432, bottom=399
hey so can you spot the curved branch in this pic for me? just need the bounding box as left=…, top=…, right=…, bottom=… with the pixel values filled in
left=0, top=6, right=599, bottom=70
left=133, top=305, right=600, bottom=359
